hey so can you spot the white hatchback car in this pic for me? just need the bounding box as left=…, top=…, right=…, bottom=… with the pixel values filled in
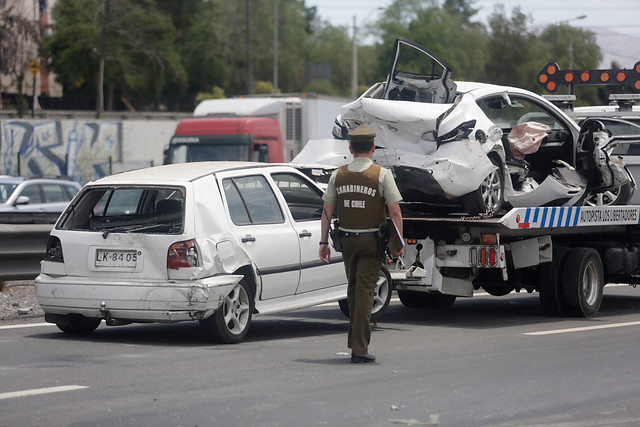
left=35, top=162, right=392, bottom=343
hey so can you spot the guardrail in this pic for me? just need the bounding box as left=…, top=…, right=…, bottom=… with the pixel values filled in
left=0, top=224, right=52, bottom=281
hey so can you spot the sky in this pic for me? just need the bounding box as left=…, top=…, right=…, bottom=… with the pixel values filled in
left=305, top=0, right=640, bottom=66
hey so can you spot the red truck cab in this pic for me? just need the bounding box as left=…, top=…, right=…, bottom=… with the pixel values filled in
left=164, top=116, right=284, bottom=164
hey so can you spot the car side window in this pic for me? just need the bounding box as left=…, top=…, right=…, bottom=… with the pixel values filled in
left=223, top=175, right=284, bottom=225
left=271, top=173, right=324, bottom=221
left=20, top=184, right=42, bottom=203
left=41, top=184, right=70, bottom=202
left=478, top=95, right=563, bottom=131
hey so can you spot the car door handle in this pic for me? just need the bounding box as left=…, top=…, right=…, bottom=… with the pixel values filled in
left=241, top=235, right=256, bottom=243
left=299, top=230, right=312, bottom=238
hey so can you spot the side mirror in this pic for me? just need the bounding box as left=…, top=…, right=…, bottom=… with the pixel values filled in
left=14, top=196, right=30, bottom=206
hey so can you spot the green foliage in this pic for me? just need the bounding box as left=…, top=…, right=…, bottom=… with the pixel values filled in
left=254, top=81, right=278, bottom=95
left=195, top=86, right=226, bottom=102
left=39, top=0, right=606, bottom=112
left=44, top=0, right=186, bottom=111
left=303, top=79, right=338, bottom=96
left=484, top=5, right=544, bottom=91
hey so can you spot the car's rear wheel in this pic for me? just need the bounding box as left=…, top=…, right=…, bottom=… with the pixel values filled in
left=200, top=279, right=253, bottom=344
left=338, top=266, right=393, bottom=321
left=56, top=316, right=102, bottom=334
left=462, top=157, right=504, bottom=217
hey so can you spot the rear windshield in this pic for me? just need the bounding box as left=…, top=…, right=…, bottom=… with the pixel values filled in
left=58, top=186, right=185, bottom=235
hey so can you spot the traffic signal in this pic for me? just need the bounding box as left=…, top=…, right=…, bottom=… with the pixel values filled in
left=537, top=62, right=640, bottom=92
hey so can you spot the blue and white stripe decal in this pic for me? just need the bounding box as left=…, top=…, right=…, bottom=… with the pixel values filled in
left=501, top=206, right=640, bottom=229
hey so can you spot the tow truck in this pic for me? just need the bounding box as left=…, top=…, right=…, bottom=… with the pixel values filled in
left=388, top=63, right=640, bottom=318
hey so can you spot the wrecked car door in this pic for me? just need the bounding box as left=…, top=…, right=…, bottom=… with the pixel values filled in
left=383, top=38, right=457, bottom=104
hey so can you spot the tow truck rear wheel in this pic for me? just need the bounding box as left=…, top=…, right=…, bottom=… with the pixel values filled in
left=338, top=266, right=392, bottom=321
left=397, top=290, right=456, bottom=308
left=561, top=247, right=604, bottom=317
left=538, top=246, right=571, bottom=316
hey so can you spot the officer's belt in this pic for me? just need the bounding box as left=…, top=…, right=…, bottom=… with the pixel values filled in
left=338, top=230, right=379, bottom=238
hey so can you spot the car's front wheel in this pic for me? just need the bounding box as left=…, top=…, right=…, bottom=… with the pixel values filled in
left=462, top=157, right=504, bottom=217
left=338, top=266, right=393, bottom=321
left=200, top=279, right=254, bottom=344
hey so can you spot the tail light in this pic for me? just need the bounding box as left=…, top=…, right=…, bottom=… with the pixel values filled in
left=45, top=236, right=64, bottom=262
left=167, top=239, right=198, bottom=269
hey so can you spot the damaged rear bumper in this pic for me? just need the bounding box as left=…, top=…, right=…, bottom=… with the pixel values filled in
left=34, top=273, right=243, bottom=323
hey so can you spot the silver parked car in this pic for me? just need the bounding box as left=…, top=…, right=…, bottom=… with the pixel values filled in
left=0, top=176, right=82, bottom=223
left=35, top=162, right=392, bottom=343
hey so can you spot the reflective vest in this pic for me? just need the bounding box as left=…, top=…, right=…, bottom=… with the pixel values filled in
left=335, top=163, right=386, bottom=230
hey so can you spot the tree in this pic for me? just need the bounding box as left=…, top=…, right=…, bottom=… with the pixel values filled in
left=0, top=2, right=38, bottom=114
left=485, top=5, right=543, bottom=91
left=372, top=0, right=488, bottom=82
left=539, top=23, right=602, bottom=104
left=44, top=0, right=185, bottom=117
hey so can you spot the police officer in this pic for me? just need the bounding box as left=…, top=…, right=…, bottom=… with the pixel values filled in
left=319, top=125, right=403, bottom=363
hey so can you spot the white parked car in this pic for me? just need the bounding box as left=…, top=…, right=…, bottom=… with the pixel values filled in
left=311, top=39, right=636, bottom=215
left=35, top=162, right=392, bottom=343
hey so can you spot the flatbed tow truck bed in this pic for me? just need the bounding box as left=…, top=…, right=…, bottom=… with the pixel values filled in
left=389, top=205, right=640, bottom=317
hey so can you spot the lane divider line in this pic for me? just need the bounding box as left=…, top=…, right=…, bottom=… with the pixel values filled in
left=0, top=322, right=53, bottom=330
left=0, top=385, right=89, bottom=400
left=524, top=320, right=640, bottom=336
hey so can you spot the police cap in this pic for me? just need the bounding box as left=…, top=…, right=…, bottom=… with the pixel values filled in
left=348, top=125, right=376, bottom=142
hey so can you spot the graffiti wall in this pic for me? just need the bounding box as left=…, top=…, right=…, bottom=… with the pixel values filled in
left=0, top=119, right=178, bottom=184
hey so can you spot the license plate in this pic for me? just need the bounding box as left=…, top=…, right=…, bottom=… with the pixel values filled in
left=95, top=250, right=140, bottom=268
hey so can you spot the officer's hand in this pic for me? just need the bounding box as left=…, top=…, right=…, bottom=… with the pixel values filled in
left=319, top=244, right=331, bottom=263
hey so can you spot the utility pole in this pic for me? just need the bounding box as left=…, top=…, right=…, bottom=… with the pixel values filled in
left=31, top=0, right=37, bottom=118
left=273, top=0, right=278, bottom=94
left=351, top=15, right=357, bottom=99
left=246, top=0, right=252, bottom=94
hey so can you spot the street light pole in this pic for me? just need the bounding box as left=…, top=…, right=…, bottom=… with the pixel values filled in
left=351, top=15, right=357, bottom=99
left=552, top=15, right=586, bottom=94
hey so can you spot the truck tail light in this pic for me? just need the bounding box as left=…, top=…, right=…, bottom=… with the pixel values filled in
left=489, top=248, right=496, bottom=266
left=167, top=239, right=198, bottom=269
left=45, top=236, right=64, bottom=262
left=469, top=246, right=500, bottom=267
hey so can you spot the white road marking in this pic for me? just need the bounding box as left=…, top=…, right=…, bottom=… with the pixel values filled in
left=0, top=322, right=53, bottom=330
left=0, top=385, right=89, bottom=400
left=524, top=320, right=640, bottom=336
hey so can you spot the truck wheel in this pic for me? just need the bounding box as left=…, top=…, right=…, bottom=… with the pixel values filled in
left=397, top=290, right=456, bottom=308
left=462, top=157, right=504, bottom=217
left=538, top=246, right=571, bottom=316
left=56, top=316, right=102, bottom=334
left=561, top=247, right=604, bottom=317
left=338, top=266, right=393, bottom=321
left=200, top=279, right=253, bottom=343
left=481, top=285, right=512, bottom=296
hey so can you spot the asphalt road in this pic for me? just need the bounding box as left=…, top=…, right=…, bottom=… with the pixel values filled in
left=3, top=286, right=640, bottom=427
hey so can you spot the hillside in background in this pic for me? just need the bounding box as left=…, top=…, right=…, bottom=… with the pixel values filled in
left=595, top=28, right=640, bottom=69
